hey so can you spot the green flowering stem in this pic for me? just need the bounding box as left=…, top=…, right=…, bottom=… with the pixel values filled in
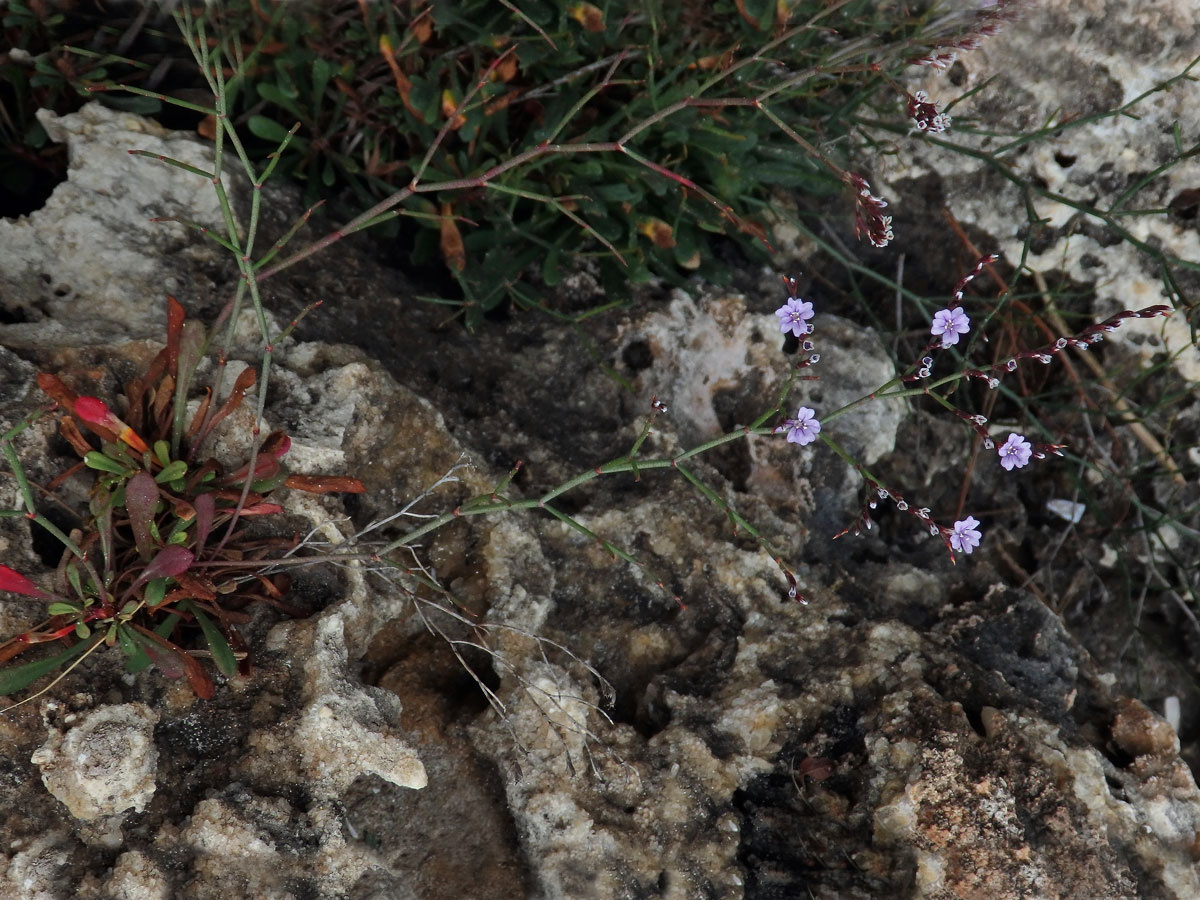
left=539, top=504, right=653, bottom=581
left=252, top=200, right=325, bottom=272
left=2, top=443, right=37, bottom=516
left=86, top=82, right=217, bottom=117
left=816, top=431, right=886, bottom=495
left=1, top=407, right=54, bottom=514
left=366, top=417, right=798, bottom=600
left=673, top=462, right=791, bottom=571
left=376, top=423, right=781, bottom=556
left=821, top=370, right=967, bottom=426
left=126, top=150, right=215, bottom=181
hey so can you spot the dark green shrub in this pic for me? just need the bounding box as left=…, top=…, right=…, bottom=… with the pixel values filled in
left=169, top=0, right=941, bottom=324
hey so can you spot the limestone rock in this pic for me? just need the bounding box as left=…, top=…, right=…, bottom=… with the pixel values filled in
left=885, top=0, right=1200, bottom=382
left=245, top=611, right=428, bottom=797
left=2, top=831, right=75, bottom=900
left=0, top=103, right=235, bottom=348
left=31, top=703, right=159, bottom=822
left=2, top=20, right=1199, bottom=897
left=0, top=101, right=447, bottom=892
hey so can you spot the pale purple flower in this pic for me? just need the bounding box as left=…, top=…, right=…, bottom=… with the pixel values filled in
left=777, top=406, right=821, bottom=446
left=997, top=433, right=1032, bottom=470
left=775, top=296, right=814, bottom=337
left=931, top=307, right=971, bottom=347
left=949, top=516, right=982, bottom=554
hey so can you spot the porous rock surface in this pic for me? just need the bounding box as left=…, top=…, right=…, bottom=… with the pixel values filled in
left=0, top=104, right=231, bottom=347
left=882, top=0, right=1200, bottom=380
left=1, top=11, right=1199, bottom=897
left=879, top=0, right=1200, bottom=783
left=31, top=702, right=159, bottom=823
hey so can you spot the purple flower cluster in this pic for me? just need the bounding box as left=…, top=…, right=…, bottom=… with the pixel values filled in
left=924, top=254, right=997, bottom=351
left=774, top=291, right=822, bottom=446
left=766, top=275, right=1154, bottom=569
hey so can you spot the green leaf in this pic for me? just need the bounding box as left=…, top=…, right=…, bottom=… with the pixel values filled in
left=738, top=0, right=775, bottom=30
left=97, top=94, right=162, bottom=115
left=661, top=126, right=690, bottom=146
left=250, top=470, right=289, bottom=493
left=0, top=636, right=100, bottom=696
left=255, top=80, right=306, bottom=120
left=541, top=247, right=562, bottom=286
left=752, top=162, right=815, bottom=188
left=154, top=460, right=188, bottom=484
left=117, top=624, right=152, bottom=673
left=181, top=601, right=238, bottom=679
left=248, top=115, right=294, bottom=143
left=593, top=182, right=641, bottom=204
left=64, top=562, right=83, bottom=599
left=143, top=577, right=167, bottom=609
left=47, top=602, right=81, bottom=616
left=673, top=224, right=703, bottom=269
left=312, top=58, right=334, bottom=101
left=24, top=120, right=47, bottom=150
left=690, top=125, right=756, bottom=155
left=84, top=451, right=132, bottom=475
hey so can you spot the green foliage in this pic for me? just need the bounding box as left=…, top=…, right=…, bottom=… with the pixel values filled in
left=95, top=0, right=933, bottom=326
left=0, top=0, right=167, bottom=212
left=231, top=0, right=904, bottom=321
left=6, top=0, right=958, bottom=320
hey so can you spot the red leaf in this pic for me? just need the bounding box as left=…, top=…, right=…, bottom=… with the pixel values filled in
left=37, top=373, right=77, bottom=409
left=75, top=396, right=147, bottom=452
left=166, top=295, right=185, bottom=379
left=237, top=502, right=285, bottom=516
left=173, top=571, right=217, bottom=602
left=224, top=455, right=279, bottom=486
left=198, top=366, right=257, bottom=442
left=283, top=475, right=366, bottom=494
left=131, top=625, right=215, bottom=699
left=124, top=471, right=159, bottom=561
left=142, top=545, right=195, bottom=581
left=181, top=651, right=215, bottom=699
left=439, top=202, right=467, bottom=271
left=57, top=413, right=95, bottom=458
left=192, top=493, right=216, bottom=554
left=0, top=565, right=52, bottom=601
left=74, top=396, right=113, bottom=426
left=260, top=431, right=291, bottom=460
